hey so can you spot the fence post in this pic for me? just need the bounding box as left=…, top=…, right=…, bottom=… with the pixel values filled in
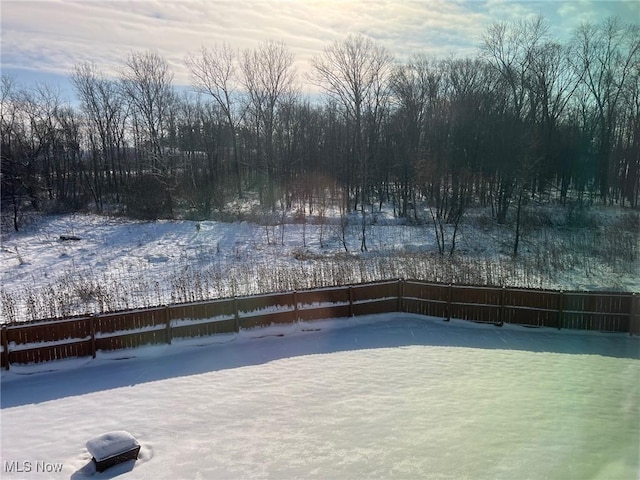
left=497, top=286, right=506, bottom=326
left=90, top=315, right=96, bottom=359
left=558, top=290, right=564, bottom=330
left=234, top=298, right=240, bottom=332
left=630, top=293, right=640, bottom=336
left=397, top=279, right=404, bottom=313
left=445, top=284, right=452, bottom=321
left=293, top=291, right=299, bottom=323
left=349, top=286, right=354, bottom=317
left=164, top=306, right=172, bottom=345
left=1, top=325, right=9, bottom=371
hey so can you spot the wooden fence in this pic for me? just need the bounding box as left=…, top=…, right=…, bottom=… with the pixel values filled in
left=1, top=280, right=638, bottom=370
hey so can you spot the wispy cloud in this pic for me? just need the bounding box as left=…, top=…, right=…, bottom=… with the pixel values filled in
left=1, top=0, right=635, bottom=91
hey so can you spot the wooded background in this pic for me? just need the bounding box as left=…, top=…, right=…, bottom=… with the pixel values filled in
left=2, top=16, right=638, bottom=245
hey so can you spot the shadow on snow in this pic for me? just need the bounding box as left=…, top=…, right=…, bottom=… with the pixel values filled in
left=2, top=313, right=639, bottom=409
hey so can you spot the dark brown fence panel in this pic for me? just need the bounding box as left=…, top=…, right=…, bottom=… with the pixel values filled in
left=8, top=340, right=93, bottom=366
left=237, top=292, right=294, bottom=317
left=239, top=310, right=297, bottom=330
left=298, top=305, right=351, bottom=322
left=95, top=330, right=167, bottom=351
left=402, top=298, right=449, bottom=318
left=170, top=299, right=236, bottom=323
left=597, top=313, right=629, bottom=332
left=449, top=285, right=501, bottom=324
left=6, top=318, right=92, bottom=346
left=352, top=298, right=398, bottom=316
left=171, top=318, right=237, bottom=339
left=597, top=294, right=631, bottom=333
left=403, top=281, right=450, bottom=303
left=94, top=308, right=166, bottom=335
left=449, top=302, right=498, bottom=323
left=349, top=281, right=399, bottom=317
left=236, top=292, right=296, bottom=330
left=592, top=293, right=632, bottom=315
left=4, top=318, right=93, bottom=366
left=350, top=281, right=398, bottom=303
left=503, top=289, right=561, bottom=328
left=296, top=287, right=351, bottom=322
left=562, top=311, right=629, bottom=332
left=402, top=281, right=450, bottom=318
left=563, top=292, right=630, bottom=315
left=451, top=285, right=502, bottom=307
left=296, top=287, right=351, bottom=308
left=562, top=293, right=630, bottom=332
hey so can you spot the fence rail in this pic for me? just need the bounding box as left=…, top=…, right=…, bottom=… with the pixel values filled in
left=1, top=280, right=638, bottom=370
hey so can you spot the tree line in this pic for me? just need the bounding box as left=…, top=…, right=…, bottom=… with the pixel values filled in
left=2, top=16, right=639, bottom=245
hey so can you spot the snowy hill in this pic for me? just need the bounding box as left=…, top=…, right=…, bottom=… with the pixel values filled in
left=1, top=205, right=638, bottom=322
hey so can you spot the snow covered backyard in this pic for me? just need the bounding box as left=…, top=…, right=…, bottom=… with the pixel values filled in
left=2, top=314, right=638, bottom=479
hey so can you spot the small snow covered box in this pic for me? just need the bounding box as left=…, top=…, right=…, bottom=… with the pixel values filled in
left=86, top=430, right=140, bottom=472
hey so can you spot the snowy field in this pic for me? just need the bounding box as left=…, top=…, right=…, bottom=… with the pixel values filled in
left=2, top=314, right=639, bottom=479
left=1, top=206, right=638, bottom=322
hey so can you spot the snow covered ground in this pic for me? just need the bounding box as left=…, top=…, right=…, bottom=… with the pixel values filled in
left=2, top=314, right=639, bottom=479
left=1, top=206, right=638, bottom=322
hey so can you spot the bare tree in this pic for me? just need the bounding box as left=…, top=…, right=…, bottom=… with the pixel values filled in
left=71, top=62, right=127, bottom=210
left=241, top=39, right=297, bottom=210
left=186, top=43, right=245, bottom=197
left=1, top=76, right=29, bottom=230
left=121, top=50, right=174, bottom=162
left=618, top=57, right=640, bottom=206
left=482, top=17, right=549, bottom=223
left=483, top=16, right=549, bottom=121
left=524, top=41, right=581, bottom=200
left=390, top=56, right=435, bottom=218
left=20, top=83, right=67, bottom=204
left=311, top=34, right=394, bottom=251
left=52, top=104, right=83, bottom=207
left=120, top=50, right=176, bottom=216
left=572, top=18, right=640, bottom=200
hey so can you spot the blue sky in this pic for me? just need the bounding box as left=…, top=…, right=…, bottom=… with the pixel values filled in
left=1, top=0, right=637, bottom=100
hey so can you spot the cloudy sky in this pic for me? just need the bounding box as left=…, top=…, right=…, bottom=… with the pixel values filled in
left=1, top=0, right=637, bottom=98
